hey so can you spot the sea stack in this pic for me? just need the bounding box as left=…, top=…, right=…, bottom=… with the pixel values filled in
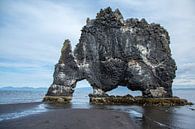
left=44, top=7, right=177, bottom=104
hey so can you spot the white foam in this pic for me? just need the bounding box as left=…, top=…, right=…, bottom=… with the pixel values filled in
left=0, top=104, right=48, bottom=122
left=129, top=110, right=143, bottom=118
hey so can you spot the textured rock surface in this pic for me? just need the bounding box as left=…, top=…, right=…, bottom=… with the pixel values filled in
left=46, top=7, right=176, bottom=98
left=89, top=96, right=193, bottom=106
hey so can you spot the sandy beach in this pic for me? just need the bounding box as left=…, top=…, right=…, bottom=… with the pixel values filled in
left=0, top=89, right=195, bottom=129
left=0, top=102, right=137, bottom=129
left=0, top=102, right=42, bottom=114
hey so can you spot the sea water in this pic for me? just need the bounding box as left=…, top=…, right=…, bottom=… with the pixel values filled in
left=0, top=86, right=194, bottom=105
left=0, top=87, right=46, bottom=104
left=0, top=86, right=195, bottom=129
left=0, top=86, right=142, bottom=105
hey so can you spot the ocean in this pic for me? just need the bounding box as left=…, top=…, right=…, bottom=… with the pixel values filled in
left=0, top=87, right=46, bottom=104
left=0, top=86, right=195, bottom=105
left=0, top=86, right=195, bottom=129
left=0, top=86, right=142, bottom=105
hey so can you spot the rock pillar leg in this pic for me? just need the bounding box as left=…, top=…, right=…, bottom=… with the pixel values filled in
left=43, top=40, right=81, bottom=104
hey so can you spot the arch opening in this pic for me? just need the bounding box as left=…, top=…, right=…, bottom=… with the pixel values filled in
left=107, top=86, right=142, bottom=96
left=71, top=79, right=92, bottom=106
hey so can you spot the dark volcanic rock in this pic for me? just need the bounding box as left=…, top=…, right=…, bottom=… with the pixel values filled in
left=45, top=7, right=176, bottom=98
left=46, top=40, right=81, bottom=96
left=89, top=96, right=192, bottom=106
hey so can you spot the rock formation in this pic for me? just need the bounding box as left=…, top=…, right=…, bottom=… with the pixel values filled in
left=45, top=7, right=177, bottom=100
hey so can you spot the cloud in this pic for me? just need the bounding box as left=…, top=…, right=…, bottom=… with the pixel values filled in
left=0, top=70, right=53, bottom=87
left=0, top=0, right=93, bottom=87
left=174, top=78, right=195, bottom=86
left=0, top=0, right=195, bottom=87
left=174, top=63, right=195, bottom=85
left=0, top=0, right=91, bottom=63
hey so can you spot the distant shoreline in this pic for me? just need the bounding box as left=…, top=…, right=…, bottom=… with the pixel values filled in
left=1, top=85, right=195, bottom=90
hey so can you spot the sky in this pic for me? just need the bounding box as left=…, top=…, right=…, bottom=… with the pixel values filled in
left=0, top=0, right=195, bottom=88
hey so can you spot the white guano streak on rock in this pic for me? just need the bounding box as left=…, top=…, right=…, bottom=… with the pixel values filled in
left=135, top=63, right=142, bottom=75
left=121, top=26, right=134, bottom=33
left=78, top=41, right=90, bottom=70
left=136, top=44, right=164, bottom=69
left=128, top=60, right=142, bottom=75
left=150, top=87, right=167, bottom=97
left=52, top=89, right=57, bottom=94
left=72, top=53, right=80, bottom=67
left=83, top=42, right=87, bottom=64
left=93, top=88, right=105, bottom=95
left=58, top=72, right=65, bottom=80
left=125, top=38, right=131, bottom=53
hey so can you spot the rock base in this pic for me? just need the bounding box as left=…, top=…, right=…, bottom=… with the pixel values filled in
left=43, top=96, right=72, bottom=104
left=89, top=95, right=193, bottom=106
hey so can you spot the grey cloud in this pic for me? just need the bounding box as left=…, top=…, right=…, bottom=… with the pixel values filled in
left=0, top=0, right=194, bottom=87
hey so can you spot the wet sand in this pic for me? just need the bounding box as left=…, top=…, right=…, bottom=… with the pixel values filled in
left=0, top=102, right=42, bottom=114
left=0, top=103, right=137, bottom=129
left=0, top=100, right=195, bottom=129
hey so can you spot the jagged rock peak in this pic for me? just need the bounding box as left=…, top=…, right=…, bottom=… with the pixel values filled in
left=94, top=7, right=124, bottom=27
left=59, top=39, right=72, bottom=64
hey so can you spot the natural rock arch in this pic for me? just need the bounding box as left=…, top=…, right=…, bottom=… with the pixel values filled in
left=45, top=7, right=176, bottom=99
